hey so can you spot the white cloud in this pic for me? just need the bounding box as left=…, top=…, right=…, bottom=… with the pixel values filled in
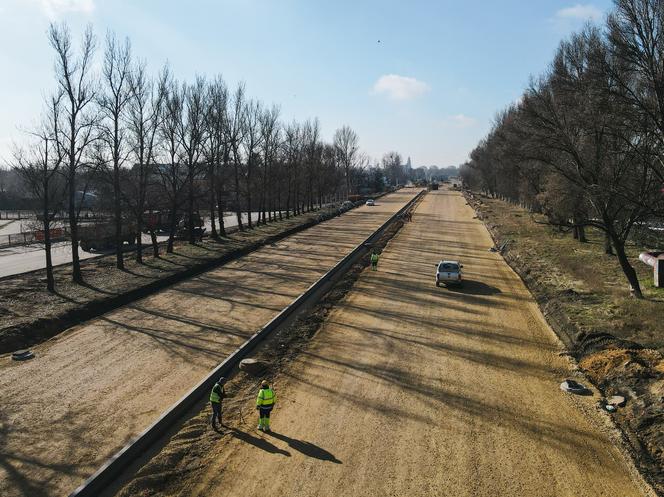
left=371, top=74, right=430, bottom=101
left=447, top=114, right=476, bottom=128
left=555, top=4, right=603, bottom=22
left=38, top=0, right=95, bottom=19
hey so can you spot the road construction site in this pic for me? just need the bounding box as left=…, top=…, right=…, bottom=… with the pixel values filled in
left=1, top=187, right=657, bottom=497
left=0, top=189, right=418, bottom=497
left=115, top=188, right=654, bottom=497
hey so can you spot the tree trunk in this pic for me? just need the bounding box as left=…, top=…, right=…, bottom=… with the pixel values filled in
left=246, top=163, right=253, bottom=229
left=233, top=161, right=243, bottom=231
left=68, top=172, right=82, bottom=283
left=167, top=201, right=177, bottom=253
left=150, top=229, right=159, bottom=257
left=188, top=169, right=195, bottom=244
left=136, top=215, right=143, bottom=264
left=604, top=232, right=614, bottom=255
left=114, top=162, right=124, bottom=270
left=611, top=234, right=643, bottom=298
left=216, top=189, right=226, bottom=237
left=577, top=225, right=587, bottom=243
left=285, top=175, right=291, bottom=219
left=43, top=189, right=54, bottom=293
left=209, top=169, right=218, bottom=239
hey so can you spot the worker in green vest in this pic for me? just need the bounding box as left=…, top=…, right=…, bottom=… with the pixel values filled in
left=256, top=380, right=276, bottom=432
left=210, top=377, right=226, bottom=430
left=370, top=250, right=379, bottom=271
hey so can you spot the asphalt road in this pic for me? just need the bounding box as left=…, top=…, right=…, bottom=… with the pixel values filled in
left=0, top=190, right=417, bottom=497
left=0, top=212, right=262, bottom=279
left=156, top=189, right=653, bottom=497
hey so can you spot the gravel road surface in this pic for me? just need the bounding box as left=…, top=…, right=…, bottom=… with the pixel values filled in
left=0, top=190, right=417, bottom=497
left=167, top=189, right=653, bottom=497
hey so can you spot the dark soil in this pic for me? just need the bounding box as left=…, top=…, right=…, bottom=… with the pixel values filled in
left=464, top=190, right=664, bottom=495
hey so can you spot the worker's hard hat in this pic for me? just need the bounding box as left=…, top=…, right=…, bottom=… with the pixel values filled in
left=261, top=380, right=269, bottom=388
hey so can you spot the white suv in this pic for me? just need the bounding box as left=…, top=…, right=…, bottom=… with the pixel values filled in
left=436, top=260, right=463, bottom=287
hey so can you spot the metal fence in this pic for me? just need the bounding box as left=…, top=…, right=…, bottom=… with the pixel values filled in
left=0, top=228, right=69, bottom=248
left=0, top=210, right=34, bottom=220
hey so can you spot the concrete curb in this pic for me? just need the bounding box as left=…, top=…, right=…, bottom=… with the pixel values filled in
left=68, top=189, right=425, bottom=497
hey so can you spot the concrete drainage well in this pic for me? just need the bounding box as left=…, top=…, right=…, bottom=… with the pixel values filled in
left=560, top=379, right=590, bottom=395
left=239, top=358, right=267, bottom=375
left=11, top=349, right=34, bottom=361
left=604, top=395, right=626, bottom=412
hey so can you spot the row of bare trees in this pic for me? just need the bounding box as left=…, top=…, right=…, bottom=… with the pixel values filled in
left=12, top=23, right=371, bottom=292
left=461, top=0, right=664, bottom=297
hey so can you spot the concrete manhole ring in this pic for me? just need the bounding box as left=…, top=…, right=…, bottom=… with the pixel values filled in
left=560, top=379, right=589, bottom=395
left=12, top=350, right=35, bottom=361
left=239, top=358, right=267, bottom=375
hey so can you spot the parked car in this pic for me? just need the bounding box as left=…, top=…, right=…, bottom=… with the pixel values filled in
left=365, top=199, right=375, bottom=206
left=436, top=260, right=463, bottom=287
left=340, top=200, right=354, bottom=212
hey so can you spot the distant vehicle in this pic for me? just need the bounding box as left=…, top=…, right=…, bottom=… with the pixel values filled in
left=365, top=199, right=375, bottom=206
left=144, top=211, right=206, bottom=240
left=436, top=260, right=463, bottom=287
left=79, top=222, right=136, bottom=252
left=430, top=182, right=439, bottom=191
left=177, top=213, right=206, bottom=241
left=341, top=200, right=354, bottom=211
left=144, top=210, right=171, bottom=233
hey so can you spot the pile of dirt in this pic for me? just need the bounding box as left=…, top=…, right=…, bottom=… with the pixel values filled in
left=580, top=348, right=664, bottom=490
left=463, top=189, right=664, bottom=494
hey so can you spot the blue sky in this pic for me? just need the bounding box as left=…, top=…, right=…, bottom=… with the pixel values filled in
left=0, top=0, right=614, bottom=167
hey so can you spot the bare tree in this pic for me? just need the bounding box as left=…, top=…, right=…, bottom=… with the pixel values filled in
left=227, top=84, right=246, bottom=230
left=608, top=0, right=664, bottom=165
left=202, top=75, right=228, bottom=239
left=283, top=121, right=302, bottom=217
left=126, top=62, right=167, bottom=261
left=98, top=31, right=132, bottom=269
left=241, top=99, right=263, bottom=229
left=259, top=105, right=280, bottom=224
left=12, top=96, right=66, bottom=292
left=302, top=118, right=321, bottom=212
left=159, top=77, right=186, bottom=253
left=382, top=151, right=404, bottom=187
left=334, top=125, right=359, bottom=198
left=179, top=76, right=207, bottom=243
left=518, top=27, right=661, bottom=296
left=48, top=22, right=97, bottom=283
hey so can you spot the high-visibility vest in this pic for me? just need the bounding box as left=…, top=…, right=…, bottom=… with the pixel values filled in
left=210, top=383, right=224, bottom=403
left=256, top=388, right=276, bottom=407
left=371, top=253, right=379, bottom=263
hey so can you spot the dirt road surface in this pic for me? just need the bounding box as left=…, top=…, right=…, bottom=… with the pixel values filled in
left=0, top=190, right=417, bottom=497
left=169, top=189, right=653, bottom=497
